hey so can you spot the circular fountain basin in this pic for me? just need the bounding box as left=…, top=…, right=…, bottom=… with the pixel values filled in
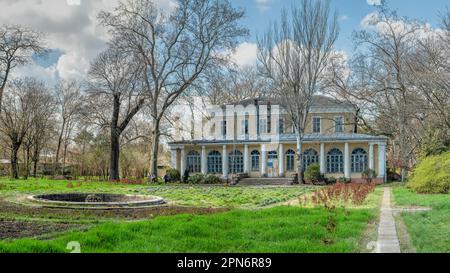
left=27, top=193, right=166, bottom=209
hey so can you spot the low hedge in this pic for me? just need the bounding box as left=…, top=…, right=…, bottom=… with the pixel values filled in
left=187, top=174, right=223, bottom=184
left=407, top=151, right=450, bottom=194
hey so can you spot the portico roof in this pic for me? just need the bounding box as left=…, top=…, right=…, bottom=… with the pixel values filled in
left=169, top=133, right=388, bottom=147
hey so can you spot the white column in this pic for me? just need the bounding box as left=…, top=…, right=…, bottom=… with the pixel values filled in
left=278, top=143, right=284, bottom=177
left=180, top=146, right=186, bottom=175
left=378, top=143, right=386, bottom=179
left=244, top=144, right=249, bottom=174
left=201, top=146, right=207, bottom=175
left=171, top=149, right=177, bottom=169
left=344, top=142, right=350, bottom=178
left=369, top=143, right=375, bottom=171
left=320, top=143, right=325, bottom=174
left=222, top=145, right=228, bottom=179
left=261, top=144, right=267, bottom=177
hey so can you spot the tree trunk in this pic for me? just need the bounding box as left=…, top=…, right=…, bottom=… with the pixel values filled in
left=109, top=96, right=121, bottom=181
left=55, top=120, right=65, bottom=175
left=11, top=143, right=20, bottom=179
left=33, top=159, right=38, bottom=178
left=296, top=134, right=304, bottom=184
left=148, top=120, right=161, bottom=182
left=24, top=146, right=31, bottom=180
left=109, top=129, right=120, bottom=181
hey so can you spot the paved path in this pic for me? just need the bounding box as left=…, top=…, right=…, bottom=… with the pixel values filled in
left=376, top=187, right=401, bottom=253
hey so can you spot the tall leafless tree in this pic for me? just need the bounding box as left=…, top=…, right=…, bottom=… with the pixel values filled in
left=0, top=25, right=45, bottom=111
left=258, top=0, right=339, bottom=183
left=98, top=0, right=248, bottom=180
left=54, top=79, right=84, bottom=175
left=87, top=44, right=145, bottom=180
left=0, top=78, right=50, bottom=179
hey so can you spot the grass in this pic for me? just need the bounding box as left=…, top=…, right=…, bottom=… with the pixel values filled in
left=0, top=206, right=375, bottom=253
left=392, top=185, right=450, bottom=253
left=0, top=177, right=314, bottom=208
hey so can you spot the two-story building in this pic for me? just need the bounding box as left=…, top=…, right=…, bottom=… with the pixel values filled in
left=168, top=96, right=388, bottom=182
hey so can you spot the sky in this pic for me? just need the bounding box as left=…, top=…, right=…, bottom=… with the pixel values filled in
left=1, top=0, right=449, bottom=84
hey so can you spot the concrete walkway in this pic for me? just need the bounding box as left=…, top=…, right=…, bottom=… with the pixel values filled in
left=376, top=187, right=401, bottom=253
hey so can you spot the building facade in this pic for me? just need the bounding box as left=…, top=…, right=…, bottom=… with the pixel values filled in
left=169, top=96, right=388, bottom=182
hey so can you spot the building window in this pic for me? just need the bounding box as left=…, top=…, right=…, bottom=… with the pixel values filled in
left=351, top=148, right=368, bottom=173
left=241, top=119, right=249, bottom=136
left=207, top=151, right=222, bottom=174
left=327, top=148, right=343, bottom=173
left=268, top=150, right=278, bottom=160
left=313, top=117, right=321, bottom=133
left=187, top=151, right=201, bottom=173
left=229, top=150, right=244, bottom=174
left=251, top=150, right=260, bottom=171
left=279, top=118, right=284, bottom=134
left=286, top=149, right=296, bottom=171
left=221, top=121, right=227, bottom=136
left=259, top=119, right=267, bottom=134
left=303, top=149, right=319, bottom=170
left=335, top=116, right=344, bottom=133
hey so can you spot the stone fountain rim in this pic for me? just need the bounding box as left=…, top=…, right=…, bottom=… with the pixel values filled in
left=27, top=193, right=165, bottom=207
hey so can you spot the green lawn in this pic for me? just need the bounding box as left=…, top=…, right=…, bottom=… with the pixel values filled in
left=0, top=177, right=382, bottom=253
left=0, top=206, right=375, bottom=253
left=0, top=178, right=314, bottom=208
left=392, top=185, right=450, bottom=253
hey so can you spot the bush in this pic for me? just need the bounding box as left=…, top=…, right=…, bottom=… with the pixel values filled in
left=204, top=174, right=222, bottom=184
left=338, top=177, right=350, bottom=184
left=188, top=174, right=205, bottom=184
left=304, top=164, right=322, bottom=182
left=362, top=169, right=377, bottom=183
left=166, top=169, right=180, bottom=183
left=407, top=152, right=450, bottom=194
left=326, top=177, right=337, bottom=185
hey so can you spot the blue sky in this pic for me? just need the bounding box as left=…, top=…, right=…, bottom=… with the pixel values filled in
left=233, top=0, right=449, bottom=54
left=2, top=0, right=449, bottom=82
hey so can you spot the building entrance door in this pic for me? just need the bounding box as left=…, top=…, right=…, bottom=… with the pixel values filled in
left=267, top=159, right=278, bottom=178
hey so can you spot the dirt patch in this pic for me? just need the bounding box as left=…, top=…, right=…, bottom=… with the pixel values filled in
left=0, top=219, right=82, bottom=240
left=0, top=199, right=229, bottom=222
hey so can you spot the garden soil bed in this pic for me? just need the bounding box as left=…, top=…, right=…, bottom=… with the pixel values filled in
left=0, top=219, right=82, bottom=240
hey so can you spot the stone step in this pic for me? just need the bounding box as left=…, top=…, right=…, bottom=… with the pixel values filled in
left=237, top=178, right=293, bottom=186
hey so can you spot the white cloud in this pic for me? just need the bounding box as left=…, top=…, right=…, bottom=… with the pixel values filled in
left=361, top=12, right=379, bottom=28
left=230, top=42, right=258, bottom=67
left=339, top=15, right=350, bottom=22
left=255, top=0, right=272, bottom=12
left=367, top=0, right=382, bottom=6
left=0, top=0, right=176, bottom=82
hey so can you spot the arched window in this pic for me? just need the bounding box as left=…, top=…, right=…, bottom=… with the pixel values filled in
left=302, top=149, right=318, bottom=170
left=229, top=150, right=244, bottom=174
left=187, top=151, right=201, bottom=173
left=251, top=150, right=260, bottom=172
left=207, top=151, right=222, bottom=174
left=286, top=149, right=296, bottom=171
left=327, top=148, right=343, bottom=173
left=268, top=150, right=278, bottom=159
left=351, top=148, right=368, bottom=173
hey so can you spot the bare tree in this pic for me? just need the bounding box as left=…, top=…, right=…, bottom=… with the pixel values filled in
left=87, top=45, right=145, bottom=180
left=0, top=78, right=49, bottom=179
left=258, top=0, right=339, bottom=183
left=99, top=0, right=248, bottom=180
left=54, top=80, right=84, bottom=175
left=0, top=25, right=45, bottom=111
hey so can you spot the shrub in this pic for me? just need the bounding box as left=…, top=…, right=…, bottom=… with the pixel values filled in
left=326, top=177, right=337, bottom=185
left=407, top=152, right=450, bottom=194
left=338, top=177, right=350, bottom=183
left=166, top=169, right=180, bottom=183
left=362, top=169, right=377, bottom=183
left=204, top=174, right=222, bottom=184
left=188, top=174, right=205, bottom=184
left=310, top=182, right=377, bottom=207
left=304, top=164, right=322, bottom=182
